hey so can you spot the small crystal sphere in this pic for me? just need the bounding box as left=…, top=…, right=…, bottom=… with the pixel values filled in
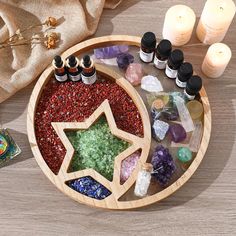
left=177, top=147, right=192, bottom=163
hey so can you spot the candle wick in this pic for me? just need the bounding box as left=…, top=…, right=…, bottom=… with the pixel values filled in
left=220, top=6, right=224, bottom=11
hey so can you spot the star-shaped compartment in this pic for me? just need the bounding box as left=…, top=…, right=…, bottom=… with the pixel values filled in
left=52, top=99, right=143, bottom=193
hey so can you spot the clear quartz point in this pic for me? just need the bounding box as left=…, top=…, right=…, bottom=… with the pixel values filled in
left=175, top=96, right=195, bottom=132
left=189, top=121, right=203, bottom=152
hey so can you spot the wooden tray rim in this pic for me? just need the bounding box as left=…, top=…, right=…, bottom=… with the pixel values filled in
left=27, top=35, right=211, bottom=210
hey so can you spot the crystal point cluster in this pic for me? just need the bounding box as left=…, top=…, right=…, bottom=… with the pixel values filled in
left=151, top=145, right=176, bottom=186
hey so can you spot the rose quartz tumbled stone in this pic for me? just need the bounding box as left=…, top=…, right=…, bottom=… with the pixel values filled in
left=125, top=63, right=143, bottom=86
left=120, top=151, right=141, bottom=184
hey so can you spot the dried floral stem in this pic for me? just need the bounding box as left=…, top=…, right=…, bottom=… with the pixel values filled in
left=1, top=38, right=35, bottom=48
left=0, top=41, right=42, bottom=49
left=3, top=22, right=46, bottom=44
left=0, top=17, right=60, bottom=50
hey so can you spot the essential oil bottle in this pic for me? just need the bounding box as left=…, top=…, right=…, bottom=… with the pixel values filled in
left=66, top=55, right=82, bottom=82
left=81, top=55, right=97, bottom=85
left=184, top=75, right=202, bottom=100
left=154, top=39, right=172, bottom=69
left=139, top=32, right=157, bottom=63
left=165, top=49, right=184, bottom=79
left=52, top=55, right=68, bottom=82
left=176, top=62, right=193, bottom=88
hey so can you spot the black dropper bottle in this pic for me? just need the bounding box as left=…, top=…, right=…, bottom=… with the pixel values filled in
left=66, top=55, right=82, bottom=82
left=165, top=49, right=184, bottom=79
left=52, top=55, right=68, bottom=82
left=81, top=55, right=97, bottom=85
left=140, top=32, right=157, bottom=63
left=184, top=75, right=202, bottom=100
left=154, top=39, right=172, bottom=69
left=176, top=62, right=193, bottom=88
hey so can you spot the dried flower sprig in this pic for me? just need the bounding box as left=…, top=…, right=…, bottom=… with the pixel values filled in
left=45, top=17, right=58, bottom=27
left=0, top=17, right=60, bottom=50
left=44, top=32, right=60, bottom=49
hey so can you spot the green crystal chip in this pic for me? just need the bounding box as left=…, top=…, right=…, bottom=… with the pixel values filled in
left=66, top=116, right=130, bottom=181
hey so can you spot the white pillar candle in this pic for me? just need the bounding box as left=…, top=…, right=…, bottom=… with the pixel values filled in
left=202, top=43, right=232, bottom=78
left=162, top=5, right=196, bottom=46
left=196, top=0, right=236, bottom=45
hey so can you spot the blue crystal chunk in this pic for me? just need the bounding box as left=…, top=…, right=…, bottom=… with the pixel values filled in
left=67, top=176, right=111, bottom=200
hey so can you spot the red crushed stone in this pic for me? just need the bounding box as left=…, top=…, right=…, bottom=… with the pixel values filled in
left=35, top=78, right=144, bottom=174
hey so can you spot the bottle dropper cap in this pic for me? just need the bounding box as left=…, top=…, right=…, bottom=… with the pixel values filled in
left=178, top=62, right=193, bottom=82
left=54, top=55, right=63, bottom=68
left=83, top=55, right=91, bottom=68
left=68, top=55, right=77, bottom=67
left=169, top=49, right=184, bottom=67
left=186, top=75, right=202, bottom=93
left=156, top=39, right=172, bottom=57
left=141, top=32, right=157, bottom=49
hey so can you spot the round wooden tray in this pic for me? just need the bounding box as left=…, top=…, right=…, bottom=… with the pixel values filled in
left=27, top=35, right=211, bottom=210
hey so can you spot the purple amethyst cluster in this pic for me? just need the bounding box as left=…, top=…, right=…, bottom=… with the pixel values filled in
left=94, top=45, right=129, bottom=59
left=117, top=53, right=134, bottom=70
left=151, top=145, right=176, bottom=186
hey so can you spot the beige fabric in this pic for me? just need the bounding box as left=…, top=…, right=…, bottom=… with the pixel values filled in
left=0, top=0, right=122, bottom=103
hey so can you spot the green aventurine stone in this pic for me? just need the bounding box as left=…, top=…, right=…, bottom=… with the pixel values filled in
left=66, top=116, right=130, bottom=181
left=177, top=147, right=192, bottom=163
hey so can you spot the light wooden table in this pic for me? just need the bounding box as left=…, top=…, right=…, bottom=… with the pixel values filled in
left=0, top=1, right=235, bottom=235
